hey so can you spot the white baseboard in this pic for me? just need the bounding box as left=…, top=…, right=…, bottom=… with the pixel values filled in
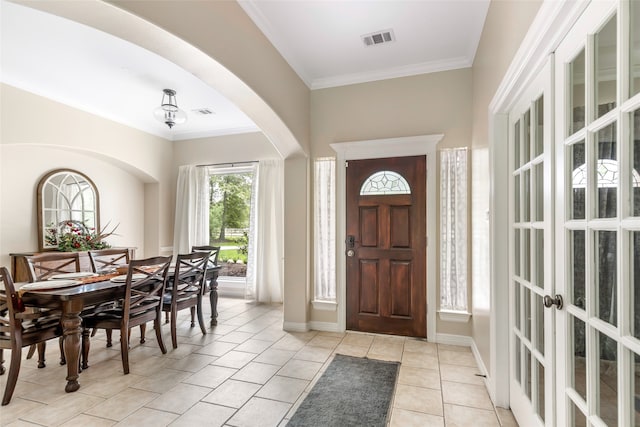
left=470, top=339, right=493, bottom=404
left=282, top=321, right=310, bottom=332
left=435, top=333, right=473, bottom=347
left=309, top=321, right=341, bottom=332
left=435, top=334, right=493, bottom=404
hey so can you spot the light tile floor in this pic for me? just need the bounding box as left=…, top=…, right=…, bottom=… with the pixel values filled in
left=0, top=297, right=519, bottom=426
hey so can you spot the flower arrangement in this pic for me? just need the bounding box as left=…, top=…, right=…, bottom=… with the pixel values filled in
left=45, top=220, right=118, bottom=252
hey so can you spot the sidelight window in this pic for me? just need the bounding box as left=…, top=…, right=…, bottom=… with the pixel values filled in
left=314, top=158, right=336, bottom=303
left=440, top=148, right=468, bottom=312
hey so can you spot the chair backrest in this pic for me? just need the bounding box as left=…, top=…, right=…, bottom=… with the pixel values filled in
left=0, top=267, right=22, bottom=342
left=122, top=256, right=171, bottom=321
left=0, top=266, right=61, bottom=349
left=88, top=248, right=130, bottom=273
left=191, top=245, right=220, bottom=267
left=171, top=252, right=211, bottom=302
left=24, top=252, right=81, bottom=281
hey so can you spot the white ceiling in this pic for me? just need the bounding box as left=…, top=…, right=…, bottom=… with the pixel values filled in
left=240, top=0, right=490, bottom=89
left=0, top=0, right=490, bottom=141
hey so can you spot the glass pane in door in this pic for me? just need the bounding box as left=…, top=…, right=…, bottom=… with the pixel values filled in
left=515, top=281, right=522, bottom=331
left=535, top=96, right=544, bottom=157
left=515, top=175, right=521, bottom=223
left=632, top=109, right=640, bottom=217
left=631, top=1, right=640, bottom=97
left=573, top=315, right=587, bottom=400
left=597, top=122, right=617, bottom=218
left=598, top=332, right=618, bottom=426
left=596, top=14, right=617, bottom=118
left=633, top=351, right=640, bottom=426
left=571, top=399, right=587, bottom=427
left=515, top=229, right=521, bottom=277
left=515, top=335, right=522, bottom=384
left=524, top=169, right=531, bottom=222
left=523, top=229, right=531, bottom=282
left=534, top=229, right=544, bottom=289
left=536, top=359, right=545, bottom=421
left=571, top=230, right=586, bottom=310
left=571, top=141, right=586, bottom=220
left=525, top=346, right=532, bottom=399
left=536, top=293, right=545, bottom=354
left=596, top=230, right=617, bottom=326
left=570, top=49, right=586, bottom=135
left=633, top=231, right=640, bottom=341
left=524, top=287, right=532, bottom=340
left=524, top=111, right=531, bottom=164
left=535, top=163, right=544, bottom=221
left=515, top=120, right=521, bottom=168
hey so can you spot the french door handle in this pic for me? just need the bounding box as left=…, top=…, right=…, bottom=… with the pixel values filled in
left=543, top=294, right=563, bottom=310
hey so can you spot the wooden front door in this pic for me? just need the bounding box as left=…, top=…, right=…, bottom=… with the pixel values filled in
left=346, top=155, right=426, bottom=337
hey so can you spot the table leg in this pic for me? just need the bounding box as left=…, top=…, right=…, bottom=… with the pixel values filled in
left=61, top=301, right=83, bottom=392
left=209, top=272, right=218, bottom=326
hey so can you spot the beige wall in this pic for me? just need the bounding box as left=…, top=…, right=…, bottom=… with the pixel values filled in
left=470, top=0, right=542, bottom=374
left=109, top=0, right=311, bottom=156
left=310, top=69, right=474, bottom=335
left=0, top=84, right=172, bottom=267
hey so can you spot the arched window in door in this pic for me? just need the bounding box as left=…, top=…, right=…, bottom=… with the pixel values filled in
left=359, top=170, right=411, bottom=195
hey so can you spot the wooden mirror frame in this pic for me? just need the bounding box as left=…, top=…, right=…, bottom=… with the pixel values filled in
left=37, top=169, right=100, bottom=251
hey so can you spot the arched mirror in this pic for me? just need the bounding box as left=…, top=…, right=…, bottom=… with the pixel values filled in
left=37, top=169, right=100, bottom=251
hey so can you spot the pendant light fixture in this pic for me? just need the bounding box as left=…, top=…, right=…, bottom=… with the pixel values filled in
left=153, top=88, right=187, bottom=129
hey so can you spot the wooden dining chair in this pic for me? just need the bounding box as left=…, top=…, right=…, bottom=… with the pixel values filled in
left=191, top=245, right=221, bottom=325
left=24, top=252, right=81, bottom=365
left=88, top=248, right=130, bottom=273
left=162, top=252, right=210, bottom=349
left=24, top=252, right=81, bottom=282
left=87, top=248, right=146, bottom=347
left=81, top=256, right=171, bottom=374
left=0, top=267, right=63, bottom=405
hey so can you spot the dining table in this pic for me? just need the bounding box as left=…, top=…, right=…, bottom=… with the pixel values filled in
left=18, top=263, right=221, bottom=393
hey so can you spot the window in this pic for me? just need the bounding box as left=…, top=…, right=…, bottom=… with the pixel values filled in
left=207, top=165, right=256, bottom=278
left=440, top=148, right=468, bottom=312
left=360, top=170, right=411, bottom=195
left=314, top=158, right=336, bottom=304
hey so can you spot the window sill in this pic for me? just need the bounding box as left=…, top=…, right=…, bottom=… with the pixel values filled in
left=438, top=310, right=471, bottom=323
left=312, top=300, right=337, bottom=311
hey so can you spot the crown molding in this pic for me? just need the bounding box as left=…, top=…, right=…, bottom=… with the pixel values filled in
left=311, top=56, right=472, bottom=90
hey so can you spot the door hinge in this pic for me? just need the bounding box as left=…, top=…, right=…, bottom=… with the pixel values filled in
left=345, top=161, right=348, bottom=168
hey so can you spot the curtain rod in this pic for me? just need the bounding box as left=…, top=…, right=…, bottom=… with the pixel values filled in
left=197, top=160, right=258, bottom=168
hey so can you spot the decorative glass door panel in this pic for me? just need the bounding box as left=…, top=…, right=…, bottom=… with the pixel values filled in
left=509, top=59, right=553, bottom=426
left=555, top=1, right=640, bottom=425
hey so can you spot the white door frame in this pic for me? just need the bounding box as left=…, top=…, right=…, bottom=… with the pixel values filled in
left=488, top=0, right=589, bottom=408
left=331, top=134, right=443, bottom=341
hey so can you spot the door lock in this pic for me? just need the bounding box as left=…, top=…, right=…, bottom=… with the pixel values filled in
left=346, top=235, right=356, bottom=249
left=543, top=294, right=563, bottom=310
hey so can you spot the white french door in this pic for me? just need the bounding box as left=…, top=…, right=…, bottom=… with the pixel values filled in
left=509, top=58, right=556, bottom=427
left=554, top=1, right=640, bottom=426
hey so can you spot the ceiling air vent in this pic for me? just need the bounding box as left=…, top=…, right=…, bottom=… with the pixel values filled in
left=362, top=29, right=395, bottom=47
left=192, top=108, right=215, bottom=115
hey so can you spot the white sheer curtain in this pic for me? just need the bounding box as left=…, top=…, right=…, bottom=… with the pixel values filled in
left=173, top=165, right=210, bottom=256
left=313, top=158, right=336, bottom=301
left=246, top=159, right=284, bottom=303
left=440, top=148, right=468, bottom=312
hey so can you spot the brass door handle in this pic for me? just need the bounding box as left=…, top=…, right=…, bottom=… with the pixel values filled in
left=543, top=294, right=563, bottom=310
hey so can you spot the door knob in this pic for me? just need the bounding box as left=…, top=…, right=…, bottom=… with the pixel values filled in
left=543, top=294, right=563, bottom=310
left=346, top=249, right=355, bottom=257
